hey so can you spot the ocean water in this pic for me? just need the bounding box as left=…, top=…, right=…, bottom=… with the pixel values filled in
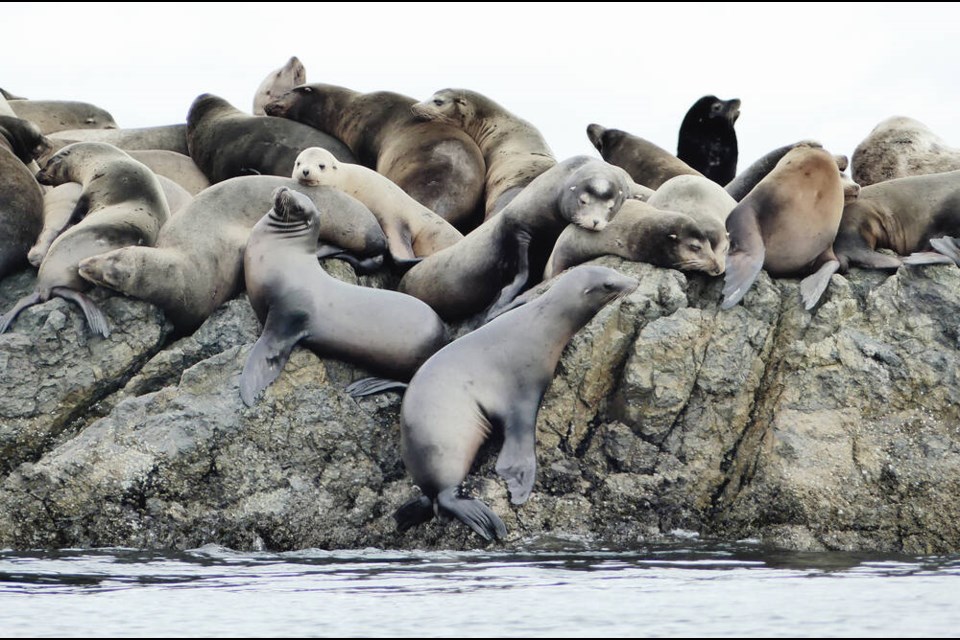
left=1, top=539, right=958, bottom=637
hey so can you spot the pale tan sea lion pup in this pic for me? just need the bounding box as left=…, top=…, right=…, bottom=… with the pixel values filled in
left=293, top=146, right=463, bottom=261
left=253, top=56, right=305, bottom=116
left=240, top=187, right=446, bottom=406
left=852, top=116, right=960, bottom=187
left=396, top=265, right=639, bottom=541
left=722, top=146, right=845, bottom=311
left=1, top=142, right=170, bottom=337
left=413, top=88, right=557, bottom=218
left=545, top=199, right=727, bottom=279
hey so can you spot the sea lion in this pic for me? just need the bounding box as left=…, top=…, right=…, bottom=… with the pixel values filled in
left=264, top=83, right=485, bottom=229
left=395, top=264, right=639, bottom=541
left=0, top=116, right=48, bottom=278
left=677, top=95, right=740, bottom=185
left=412, top=88, right=556, bottom=218
left=9, top=100, right=118, bottom=134
left=253, top=56, right=306, bottom=116
left=240, top=187, right=446, bottom=406
left=725, top=141, right=823, bottom=201
left=544, top=199, right=727, bottom=279
left=1, top=142, right=170, bottom=336
left=832, top=170, right=960, bottom=270
left=77, top=175, right=387, bottom=332
left=398, top=156, right=632, bottom=321
left=187, top=93, right=354, bottom=184
left=721, top=145, right=845, bottom=311
left=126, top=150, right=210, bottom=195
left=648, top=174, right=737, bottom=223
left=293, top=147, right=462, bottom=260
left=0, top=88, right=25, bottom=101
left=852, top=116, right=960, bottom=188
left=587, top=124, right=701, bottom=190
left=49, top=124, right=189, bottom=155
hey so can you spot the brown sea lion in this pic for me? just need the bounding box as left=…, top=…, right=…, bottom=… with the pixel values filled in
left=722, top=146, right=845, bottom=310
left=0, top=116, right=48, bottom=278
left=852, top=116, right=960, bottom=187
left=49, top=124, right=189, bottom=155
left=587, top=123, right=701, bottom=190
left=9, top=100, right=118, bottom=134
left=412, top=88, right=556, bottom=218
left=265, top=83, right=485, bottom=229
left=253, top=56, right=306, bottom=116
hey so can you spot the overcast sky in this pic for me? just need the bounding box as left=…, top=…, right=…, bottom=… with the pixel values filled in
left=5, top=2, right=958, bottom=174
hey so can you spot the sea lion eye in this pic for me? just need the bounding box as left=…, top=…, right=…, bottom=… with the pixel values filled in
left=318, top=164, right=325, bottom=170
left=690, top=243, right=702, bottom=252
left=303, top=87, right=313, bottom=93
left=434, top=99, right=443, bottom=107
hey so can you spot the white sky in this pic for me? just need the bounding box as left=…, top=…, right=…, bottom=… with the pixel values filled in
left=5, top=2, right=958, bottom=173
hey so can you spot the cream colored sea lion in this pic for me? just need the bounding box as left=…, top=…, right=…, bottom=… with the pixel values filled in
left=253, top=56, right=306, bottom=116
left=1, top=142, right=170, bottom=336
left=240, top=187, right=446, bottom=406
left=412, top=88, right=556, bottom=218
left=852, top=116, right=960, bottom=187
left=396, top=265, right=639, bottom=541
left=293, top=146, right=462, bottom=261
left=721, top=146, right=845, bottom=311
left=398, top=156, right=632, bottom=321
left=544, top=199, right=727, bottom=279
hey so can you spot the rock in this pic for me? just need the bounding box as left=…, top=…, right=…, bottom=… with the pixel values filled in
left=2, top=257, right=960, bottom=554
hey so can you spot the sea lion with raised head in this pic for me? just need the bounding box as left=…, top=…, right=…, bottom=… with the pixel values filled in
left=395, top=264, right=639, bottom=541
left=398, top=156, right=632, bottom=321
left=253, top=56, right=306, bottom=116
left=852, top=116, right=960, bottom=188
left=721, top=145, right=845, bottom=311
left=265, top=83, right=485, bottom=229
left=587, top=123, right=701, bottom=190
left=677, top=95, right=740, bottom=185
left=412, top=88, right=556, bottom=218
left=77, top=175, right=386, bottom=332
left=239, top=187, right=446, bottom=406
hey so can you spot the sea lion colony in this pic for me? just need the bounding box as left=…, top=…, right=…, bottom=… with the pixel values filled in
left=2, top=58, right=960, bottom=541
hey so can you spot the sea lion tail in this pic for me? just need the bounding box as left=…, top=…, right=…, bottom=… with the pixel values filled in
left=0, top=292, right=43, bottom=334
left=394, top=495, right=435, bottom=532
left=437, top=487, right=507, bottom=542
left=51, top=287, right=110, bottom=338
left=346, top=377, right=408, bottom=398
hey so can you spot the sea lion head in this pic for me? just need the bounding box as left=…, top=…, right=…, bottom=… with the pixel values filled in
left=293, top=147, right=339, bottom=187
left=411, top=89, right=469, bottom=125
left=561, top=171, right=627, bottom=232
left=270, top=186, right=319, bottom=227
left=660, top=218, right=728, bottom=276
left=34, top=143, right=73, bottom=185
left=0, top=115, right=51, bottom=164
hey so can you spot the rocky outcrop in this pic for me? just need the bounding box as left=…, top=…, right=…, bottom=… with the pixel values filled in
left=1, top=257, right=959, bottom=554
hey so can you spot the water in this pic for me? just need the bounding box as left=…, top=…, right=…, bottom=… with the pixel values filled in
left=1, top=539, right=958, bottom=637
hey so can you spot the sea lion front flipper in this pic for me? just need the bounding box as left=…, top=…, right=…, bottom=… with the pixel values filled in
left=495, top=403, right=539, bottom=505
left=485, top=230, right=532, bottom=322
left=316, top=244, right=386, bottom=275
left=394, top=495, right=434, bottom=533
left=799, top=259, right=840, bottom=310
left=721, top=204, right=765, bottom=309
left=239, top=312, right=307, bottom=407
left=436, top=487, right=506, bottom=542
left=50, top=287, right=110, bottom=337
left=844, top=249, right=903, bottom=270
left=346, top=377, right=408, bottom=398
left=0, top=292, right=43, bottom=334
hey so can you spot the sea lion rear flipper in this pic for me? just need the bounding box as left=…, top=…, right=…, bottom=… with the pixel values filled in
left=0, top=292, right=43, bottom=334
left=316, top=244, right=386, bottom=275
left=909, top=236, right=960, bottom=266
left=799, top=259, right=840, bottom=310
left=315, top=243, right=346, bottom=259
left=346, top=377, right=408, bottom=398
left=50, top=287, right=110, bottom=338
left=436, top=487, right=506, bottom=542
left=394, top=495, right=434, bottom=533
left=239, top=313, right=306, bottom=407
left=903, top=251, right=956, bottom=266
left=495, top=405, right=538, bottom=505
left=844, top=249, right=904, bottom=270
left=721, top=204, right=765, bottom=309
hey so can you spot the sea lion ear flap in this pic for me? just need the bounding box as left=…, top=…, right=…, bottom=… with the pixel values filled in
left=586, top=124, right=605, bottom=152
